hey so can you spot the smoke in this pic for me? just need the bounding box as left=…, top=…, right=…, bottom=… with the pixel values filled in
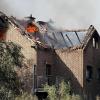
left=47, top=0, right=96, bottom=29
left=0, top=0, right=99, bottom=30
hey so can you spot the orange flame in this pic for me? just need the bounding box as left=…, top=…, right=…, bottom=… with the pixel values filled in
left=26, top=23, right=39, bottom=33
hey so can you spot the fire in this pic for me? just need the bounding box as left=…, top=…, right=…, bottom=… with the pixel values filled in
left=26, top=23, right=39, bottom=33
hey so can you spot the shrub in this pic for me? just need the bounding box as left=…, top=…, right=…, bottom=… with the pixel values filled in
left=71, top=94, right=82, bottom=100
left=44, top=80, right=82, bottom=100
left=15, top=92, right=38, bottom=100
left=0, top=85, right=15, bottom=100
left=59, top=80, right=71, bottom=100
left=44, top=84, right=57, bottom=100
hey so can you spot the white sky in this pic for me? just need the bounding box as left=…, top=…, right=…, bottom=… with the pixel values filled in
left=0, top=0, right=100, bottom=32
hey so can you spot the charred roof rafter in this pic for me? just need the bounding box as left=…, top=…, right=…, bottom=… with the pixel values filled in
left=60, top=32, right=68, bottom=47
left=65, top=34, right=73, bottom=47
left=75, top=31, right=81, bottom=44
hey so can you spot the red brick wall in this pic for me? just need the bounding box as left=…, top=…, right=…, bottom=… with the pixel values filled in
left=36, top=48, right=55, bottom=88
left=54, top=48, right=83, bottom=94
left=37, top=48, right=54, bottom=76
left=83, top=32, right=100, bottom=100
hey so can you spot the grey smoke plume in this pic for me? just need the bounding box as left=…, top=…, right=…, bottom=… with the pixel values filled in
left=0, top=0, right=99, bottom=30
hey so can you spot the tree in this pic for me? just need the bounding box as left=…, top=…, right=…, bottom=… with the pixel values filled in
left=0, top=41, right=24, bottom=99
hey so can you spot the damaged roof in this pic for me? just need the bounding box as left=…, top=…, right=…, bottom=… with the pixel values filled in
left=0, top=11, right=98, bottom=50
left=41, top=25, right=95, bottom=50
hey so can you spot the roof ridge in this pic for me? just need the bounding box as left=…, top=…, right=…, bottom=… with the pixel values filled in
left=82, top=25, right=96, bottom=48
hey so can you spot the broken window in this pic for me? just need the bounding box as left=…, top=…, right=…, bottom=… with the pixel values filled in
left=86, top=66, right=93, bottom=81
left=97, top=68, right=100, bottom=80
left=93, top=36, right=99, bottom=49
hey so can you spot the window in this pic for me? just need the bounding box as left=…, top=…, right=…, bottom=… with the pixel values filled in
left=93, top=37, right=99, bottom=49
left=86, top=66, right=93, bottom=81
left=46, top=64, right=52, bottom=76
left=46, top=64, right=52, bottom=85
left=97, top=68, right=100, bottom=80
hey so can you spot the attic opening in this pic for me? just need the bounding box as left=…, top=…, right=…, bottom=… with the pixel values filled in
left=92, top=33, right=99, bottom=49
left=86, top=66, right=93, bottom=82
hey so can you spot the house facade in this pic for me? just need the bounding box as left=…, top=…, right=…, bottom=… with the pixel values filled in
left=0, top=12, right=100, bottom=100
left=54, top=26, right=100, bottom=100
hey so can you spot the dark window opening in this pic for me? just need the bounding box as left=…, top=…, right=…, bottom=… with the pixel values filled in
left=86, top=66, right=93, bottom=82
left=97, top=68, right=100, bottom=80
left=46, top=64, right=52, bottom=85
left=93, top=36, right=99, bottom=49
left=46, top=64, right=52, bottom=76
left=33, top=65, right=37, bottom=75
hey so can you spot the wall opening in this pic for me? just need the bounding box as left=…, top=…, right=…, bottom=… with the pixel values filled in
left=46, top=64, right=52, bottom=85
left=86, top=66, right=93, bottom=82
left=97, top=68, right=100, bottom=80
left=92, top=36, right=99, bottom=49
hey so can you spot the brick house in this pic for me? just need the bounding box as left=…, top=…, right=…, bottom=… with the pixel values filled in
left=54, top=26, right=100, bottom=100
left=0, top=12, right=100, bottom=100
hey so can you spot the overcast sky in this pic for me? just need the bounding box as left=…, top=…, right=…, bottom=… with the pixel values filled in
left=0, top=0, right=100, bottom=32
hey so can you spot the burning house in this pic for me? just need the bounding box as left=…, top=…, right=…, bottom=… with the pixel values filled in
left=0, top=11, right=100, bottom=100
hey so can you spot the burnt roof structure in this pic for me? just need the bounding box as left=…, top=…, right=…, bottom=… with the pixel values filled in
left=9, top=16, right=97, bottom=50
left=25, top=14, right=36, bottom=21
left=0, top=11, right=98, bottom=51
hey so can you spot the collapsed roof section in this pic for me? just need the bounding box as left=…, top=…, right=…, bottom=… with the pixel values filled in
left=0, top=11, right=97, bottom=50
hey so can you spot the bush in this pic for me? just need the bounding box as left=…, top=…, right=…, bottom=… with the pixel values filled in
left=44, top=84, right=57, bottom=100
left=71, top=94, right=82, bottom=100
left=0, top=85, right=15, bottom=100
left=15, top=92, right=38, bottom=100
left=44, top=80, right=82, bottom=100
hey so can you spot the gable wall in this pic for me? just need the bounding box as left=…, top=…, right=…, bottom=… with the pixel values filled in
left=54, top=48, right=83, bottom=94
left=83, top=31, right=100, bottom=100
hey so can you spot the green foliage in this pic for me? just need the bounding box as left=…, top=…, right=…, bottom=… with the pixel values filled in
left=59, top=80, right=71, bottom=96
left=0, top=41, right=24, bottom=67
left=71, top=94, right=82, bottom=100
left=44, top=84, right=57, bottom=100
left=44, top=80, right=82, bottom=100
left=0, top=41, right=24, bottom=99
left=0, top=85, right=15, bottom=100
left=15, top=92, right=37, bottom=100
